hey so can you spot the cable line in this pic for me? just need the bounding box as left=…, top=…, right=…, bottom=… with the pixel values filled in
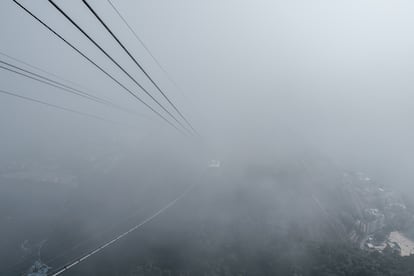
left=0, top=64, right=108, bottom=106
left=0, top=61, right=145, bottom=117
left=106, top=0, right=181, bottom=93
left=0, top=89, right=114, bottom=124
left=0, top=59, right=109, bottom=105
left=83, top=0, right=198, bottom=136
left=12, top=0, right=185, bottom=135
left=0, top=50, right=89, bottom=91
left=48, top=183, right=196, bottom=276
left=48, top=0, right=191, bottom=136
left=0, top=51, right=139, bottom=114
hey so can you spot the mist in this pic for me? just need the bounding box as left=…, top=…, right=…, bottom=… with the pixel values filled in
left=1, top=0, right=414, bottom=275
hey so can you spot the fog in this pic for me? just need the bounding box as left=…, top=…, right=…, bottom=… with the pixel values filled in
left=1, top=0, right=414, bottom=275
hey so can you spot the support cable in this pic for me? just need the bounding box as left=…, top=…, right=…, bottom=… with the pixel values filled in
left=12, top=0, right=185, bottom=135
left=49, top=0, right=191, bottom=135
left=84, top=0, right=198, bottom=136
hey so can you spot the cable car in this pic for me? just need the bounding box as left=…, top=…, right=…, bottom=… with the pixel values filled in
left=208, top=160, right=221, bottom=168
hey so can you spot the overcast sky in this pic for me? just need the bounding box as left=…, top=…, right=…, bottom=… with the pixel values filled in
left=1, top=0, right=414, bottom=191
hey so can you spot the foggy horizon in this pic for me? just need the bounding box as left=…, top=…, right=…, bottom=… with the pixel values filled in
left=2, top=1, right=414, bottom=275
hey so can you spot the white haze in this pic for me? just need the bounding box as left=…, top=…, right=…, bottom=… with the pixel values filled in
left=2, top=1, right=414, bottom=275
left=1, top=0, right=414, bottom=192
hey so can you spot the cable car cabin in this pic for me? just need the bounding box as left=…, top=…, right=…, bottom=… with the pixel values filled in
left=208, top=160, right=221, bottom=168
